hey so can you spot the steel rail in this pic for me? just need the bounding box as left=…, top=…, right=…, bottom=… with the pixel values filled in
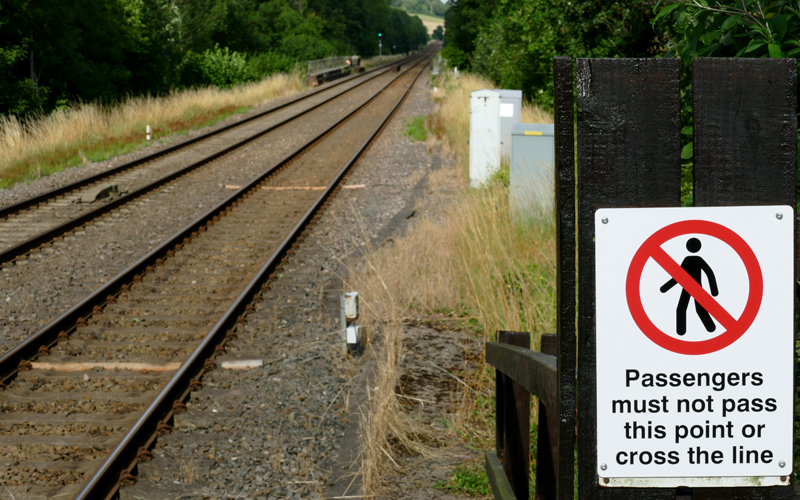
left=0, top=53, right=428, bottom=267
left=0, top=49, right=433, bottom=387
left=0, top=50, right=420, bottom=219
left=0, top=51, right=420, bottom=221
left=75, top=50, right=432, bottom=500
left=0, top=49, right=433, bottom=499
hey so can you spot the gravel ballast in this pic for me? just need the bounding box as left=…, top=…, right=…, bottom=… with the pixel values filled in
left=0, top=67, right=407, bottom=354
left=119, top=64, right=440, bottom=499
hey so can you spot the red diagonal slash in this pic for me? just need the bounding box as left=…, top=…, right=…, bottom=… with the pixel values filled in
left=647, top=244, right=737, bottom=332
left=625, top=219, right=762, bottom=355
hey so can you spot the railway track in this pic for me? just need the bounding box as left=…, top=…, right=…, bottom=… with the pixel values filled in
left=0, top=52, right=425, bottom=267
left=0, top=48, right=433, bottom=500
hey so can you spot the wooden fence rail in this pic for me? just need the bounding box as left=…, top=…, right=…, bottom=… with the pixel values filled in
left=485, top=332, right=566, bottom=500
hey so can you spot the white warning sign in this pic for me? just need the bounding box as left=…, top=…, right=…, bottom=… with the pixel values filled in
left=595, top=206, right=794, bottom=487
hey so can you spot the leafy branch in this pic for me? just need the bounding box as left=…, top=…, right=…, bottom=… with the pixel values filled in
left=653, top=0, right=800, bottom=59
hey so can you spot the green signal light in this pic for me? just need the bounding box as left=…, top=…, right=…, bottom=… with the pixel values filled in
left=379, top=33, right=382, bottom=37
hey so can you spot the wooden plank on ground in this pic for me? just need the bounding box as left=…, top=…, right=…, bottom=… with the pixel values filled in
left=485, top=451, right=516, bottom=500
left=32, top=361, right=181, bottom=372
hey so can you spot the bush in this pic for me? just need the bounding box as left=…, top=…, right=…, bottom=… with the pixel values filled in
left=654, top=0, right=800, bottom=60
left=444, top=0, right=656, bottom=108
left=197, top=45, right=256, bottom=88
left=180, top=46, right=257, bottom=89
left=653, top=0, right=800, bottom=206
left=279, top=34, right=337, bottom=62
left=247, top=52, right=297, bottom=77
left=440, top=45, right=469, bottom=69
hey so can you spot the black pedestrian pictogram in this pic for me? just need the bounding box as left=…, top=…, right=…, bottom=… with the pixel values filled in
left=659, top=238, right=719, bottom=336
left=627, top=219, right=762, bottom=355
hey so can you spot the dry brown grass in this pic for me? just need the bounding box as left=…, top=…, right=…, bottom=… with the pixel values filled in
left=179, top=459, right=199, bottom=483
left=347, top=242, right=446, bottom=496
left=351, top=182, right=556, bottom=496
left=0, top=73, right=305, bottom=188
left=350, top=70, right=555, bottom=496
left=428, top=71, right=552, bottom=179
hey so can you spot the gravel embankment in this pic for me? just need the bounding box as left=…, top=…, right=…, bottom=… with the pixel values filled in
left=120, top=65, right=438, bottom=500
left=0, top=69, right=400, bottom=354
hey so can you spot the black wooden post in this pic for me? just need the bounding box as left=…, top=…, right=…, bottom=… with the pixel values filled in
left=498, top=330, right=531, bottom=500
left=535, top=334, right=558, bottom=500
left=575, top=58, right=682, bottom=500
left=552, top=55, right=577, bottom=500
left=690, top=57, right=797, bottom=500
left=496, top=332, right=506, bottom=459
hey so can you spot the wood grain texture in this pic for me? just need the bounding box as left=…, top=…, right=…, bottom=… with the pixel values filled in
left=553, top=56, right=577, bottom=500
left=535, top=334, right=559, bottom=500
left=576, top=57, right=681, bottom=500
left=485, top=342, right=558, bottom=411
left=485, top=451, right=517, bottom=500
left=693, top=58, right=797, bottom=208
left=498, top=331, right=531, bottom=500
left=691, top=57, right=796, bottom=500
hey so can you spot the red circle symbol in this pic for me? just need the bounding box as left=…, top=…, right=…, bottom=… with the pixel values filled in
left=625, top=220, right=763, bottom=355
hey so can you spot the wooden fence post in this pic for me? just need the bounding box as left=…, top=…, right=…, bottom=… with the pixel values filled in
left=535, top=334, right=558, bottom=500
left=498, top=331, right=531, bottom=500
left=575, top=58, right=682, bottom=500
left=689, top=57, right=797, bottom=500
left=567, top=55, right=797, bottom=500
left=553, top=55, right=577, bottom=500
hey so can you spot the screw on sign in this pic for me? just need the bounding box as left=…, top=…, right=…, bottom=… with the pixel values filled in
left=594, top=206, right=794, bottom=487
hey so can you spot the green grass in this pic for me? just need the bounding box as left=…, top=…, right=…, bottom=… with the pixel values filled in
left=403, top=115, right=428, bottom=142
left=408, top=10, right=444, bottom=25
left=435, top=463, right=491, bottom=497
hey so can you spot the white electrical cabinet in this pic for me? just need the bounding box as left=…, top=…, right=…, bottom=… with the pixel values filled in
left=498, top=90, right=522, bottom=160
left=469, top=89, right=501, bottom=187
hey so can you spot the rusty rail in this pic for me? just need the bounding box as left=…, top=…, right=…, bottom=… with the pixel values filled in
left=0, top=52, right=417, bottom=221
left=0, top=52, right=428, bottom=268
left=64, top=48, right=434, bottom=500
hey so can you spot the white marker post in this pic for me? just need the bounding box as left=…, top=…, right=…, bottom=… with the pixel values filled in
left=146, top=125, right=151, bottom=141
left=595, top=206, right=794, bottom=487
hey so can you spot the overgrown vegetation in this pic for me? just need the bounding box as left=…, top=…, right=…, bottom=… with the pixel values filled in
left=441, top=0, right=800, bottom=204
left=351, top=69, right=555, bottom=496
left=652, top=0, right=800, bottom=206
left=427, top=68, right=551, bottom=177
left=655, top=0, right=800, bottom=59
left=0, top=73, right=304, bottom=187
left=0, top=0, right=428, bottom=116
left=441, top=0, right=659, bottom=108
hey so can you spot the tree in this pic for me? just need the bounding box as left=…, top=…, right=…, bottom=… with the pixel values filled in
left=432, top=25, right=443, bottom=40
left=443, top=0, right=657, bottom=107
left=653, top=0, right=800, bottom=60
left=0, top=0, right=431, bottom=115
left=652, top=0, right=800, bottom=206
